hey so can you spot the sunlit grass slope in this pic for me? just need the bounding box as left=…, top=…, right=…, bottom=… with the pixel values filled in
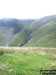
left=24, top=16, right=56, bottom=47
left=7, top=29, right=26, bottom=46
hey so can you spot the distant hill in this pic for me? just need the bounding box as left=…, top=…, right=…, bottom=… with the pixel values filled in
left=0, top=15, right=56, bottom=47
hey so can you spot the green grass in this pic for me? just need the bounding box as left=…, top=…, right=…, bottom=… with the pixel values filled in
left=0, top=49, right=56, bottom=75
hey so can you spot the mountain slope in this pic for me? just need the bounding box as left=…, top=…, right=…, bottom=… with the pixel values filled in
left=0, top=18, right=32, bottom=46
left=0, top=15, right=56, bottom=47
left=24, top=15, right=56, bottom=47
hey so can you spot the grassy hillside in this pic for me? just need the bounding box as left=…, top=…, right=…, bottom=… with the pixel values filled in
left=24, top=16, right=56, bottom=47
left=7, top=29, right=27, bottom=46
left=0, top=15, right=56, bottom=47
left=0, top=47, right=56, bottom=75
left=0, top=19, right=27, bottom=46
left=0, top=18, right=32, bottom=47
